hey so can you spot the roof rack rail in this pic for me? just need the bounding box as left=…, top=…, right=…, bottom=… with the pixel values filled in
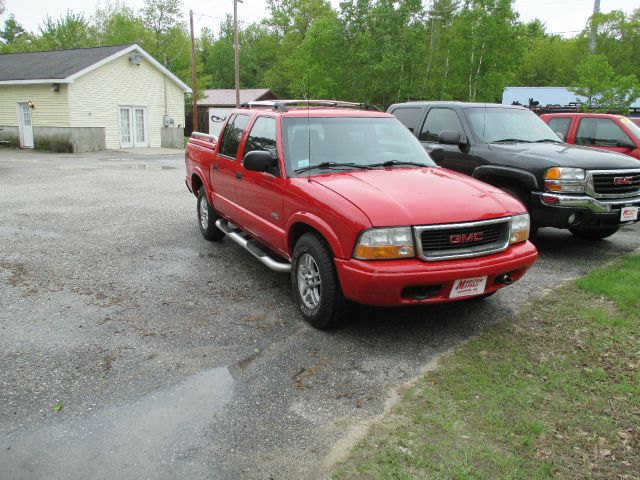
left=239, top=100, right=382, bottom=112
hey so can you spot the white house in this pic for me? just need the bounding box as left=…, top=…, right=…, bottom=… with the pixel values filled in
left=0, top=44, right=191, bottom=152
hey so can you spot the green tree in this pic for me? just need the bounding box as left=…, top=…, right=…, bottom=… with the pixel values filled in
left=0, top=14, right=30, bottom=46
left=35, top=12, right=97, bottom=49
left=94, top=2, right=147, bottom=46
left=570, top=54, right=640, bottom=113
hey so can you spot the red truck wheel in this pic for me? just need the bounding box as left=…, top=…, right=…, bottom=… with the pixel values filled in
left=197, top=188, right=225, bottom=242
left=292, top=233, right=345, bottom=329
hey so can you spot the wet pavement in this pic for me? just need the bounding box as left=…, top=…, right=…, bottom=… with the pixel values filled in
left=0, top=148, right=638, bottom=479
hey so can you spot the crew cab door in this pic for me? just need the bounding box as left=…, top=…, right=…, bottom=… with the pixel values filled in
left=234, top=115, right=286, bottom=253
left=574, top=116, right=640, bottom=157
left=211, top=113, right=251, bottom=217
left=419, top=108, right=475, bottom=175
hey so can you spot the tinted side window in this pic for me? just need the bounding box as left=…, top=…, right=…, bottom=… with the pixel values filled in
left=547, top=117, right=572, bottom=138
left=576, top=118, right=631, bottom=146
left=391, top=107, right=422, bottom=132
left=245, top=116, right=277, bottom=157
left=219, top=114, right=251, bottom=158
left=419, top=108, right=463, bottom=142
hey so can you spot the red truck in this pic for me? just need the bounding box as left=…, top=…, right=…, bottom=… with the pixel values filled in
left=185, top=100, right=538, bottom=329
left=541, top=113, right=640, bottom=160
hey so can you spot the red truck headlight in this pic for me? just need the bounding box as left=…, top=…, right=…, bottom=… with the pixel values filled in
left=354, top=227, right=415, bottom=260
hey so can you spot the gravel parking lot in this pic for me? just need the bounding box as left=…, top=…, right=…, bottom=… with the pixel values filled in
left=1, top=148, right=638, bottom=479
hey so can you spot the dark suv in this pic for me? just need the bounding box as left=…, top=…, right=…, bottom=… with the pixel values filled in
left=388, top=102, right=640, bottom=240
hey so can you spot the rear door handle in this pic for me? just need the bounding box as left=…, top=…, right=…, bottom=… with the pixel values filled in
left=236, top=172, right=242, bottom=180
left=213, top=163, right=218, bottom=172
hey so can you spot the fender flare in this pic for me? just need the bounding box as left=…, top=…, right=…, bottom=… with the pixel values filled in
left=190, top=165, right=213, bottom=202
left=285, top=212, right=346, bottom=259
left=473, top=165, right=539, bottom=190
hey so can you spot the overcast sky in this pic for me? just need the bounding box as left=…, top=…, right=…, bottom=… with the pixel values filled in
left=2, top=0, right=638, bottom=38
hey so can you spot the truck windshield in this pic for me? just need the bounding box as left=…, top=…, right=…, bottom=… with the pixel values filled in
left=465, top=107, right=560, bottom=143
left=282, top=116, right=435, bottom=177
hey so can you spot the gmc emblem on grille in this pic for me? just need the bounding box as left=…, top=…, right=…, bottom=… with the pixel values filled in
left=449, top=232, right=484, bottom=244
left=613, top=176, right=633, bottom=185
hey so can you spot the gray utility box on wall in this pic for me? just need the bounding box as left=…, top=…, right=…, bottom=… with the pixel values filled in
left=161, top=127, right=183, bottom=149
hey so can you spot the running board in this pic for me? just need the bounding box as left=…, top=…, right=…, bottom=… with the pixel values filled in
left=215, top=219, right=291, bottom=273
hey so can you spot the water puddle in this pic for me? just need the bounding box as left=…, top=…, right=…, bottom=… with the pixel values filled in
left=1, top=368, right=234, bottom=479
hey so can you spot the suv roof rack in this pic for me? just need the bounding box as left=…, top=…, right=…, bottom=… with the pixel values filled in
left=239, top=100, right=382, bottom=112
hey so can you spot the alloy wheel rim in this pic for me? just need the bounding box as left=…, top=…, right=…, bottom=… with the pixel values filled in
left=199, top=197, right=209, bottom=229
left=297, top=253, right=322, bottom=309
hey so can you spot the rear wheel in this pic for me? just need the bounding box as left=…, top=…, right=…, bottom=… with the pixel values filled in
left=291, top=233, right=345, bottom=329
left=197, top=187, right=224, bottom=241
left=499, top=185, right=538, bottom=240
left=569, top=226, right=619, bottom=240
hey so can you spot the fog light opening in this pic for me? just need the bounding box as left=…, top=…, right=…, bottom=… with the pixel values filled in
left=568, top=212, right=582, bottom=226
left=495, top=273, right=513, bottom=285
left=401, top=285, right=442, bottom=300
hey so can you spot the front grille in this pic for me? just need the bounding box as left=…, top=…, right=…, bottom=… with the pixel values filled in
left=590, top=171, right=640, bottom=196
left=415, top=218, right=511, bottom=261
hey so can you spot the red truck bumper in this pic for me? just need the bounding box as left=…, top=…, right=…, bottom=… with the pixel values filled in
left=334, top=241, right=538, bottom=307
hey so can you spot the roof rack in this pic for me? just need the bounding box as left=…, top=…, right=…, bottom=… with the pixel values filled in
left=239, top=100, right=382, bottom=112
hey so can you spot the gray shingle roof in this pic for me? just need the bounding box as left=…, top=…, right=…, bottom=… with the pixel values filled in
left=0, top=45, right=132, bottom=82
left=197, top=89, right=277, bottom=107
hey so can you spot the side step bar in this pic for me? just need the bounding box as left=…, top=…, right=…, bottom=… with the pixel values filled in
left=215, top=219, right=291, bottom=273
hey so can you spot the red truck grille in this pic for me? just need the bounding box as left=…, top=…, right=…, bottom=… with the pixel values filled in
left=591, top=171, right=640, bottom=196
left=415, top=218, right=511, bottom=261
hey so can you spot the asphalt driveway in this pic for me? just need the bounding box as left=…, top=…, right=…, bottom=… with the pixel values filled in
left=0, top=148, right=638, bottom=479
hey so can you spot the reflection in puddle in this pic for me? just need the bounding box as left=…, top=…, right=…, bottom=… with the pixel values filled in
left=1, top=368, right=234, bottom=479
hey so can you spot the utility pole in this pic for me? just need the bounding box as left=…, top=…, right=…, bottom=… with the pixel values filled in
left=589, top=0, right=601, bottom=53
left=189, top=10, right=198, bottom=132
left=233, top=0, right=241, bottom=108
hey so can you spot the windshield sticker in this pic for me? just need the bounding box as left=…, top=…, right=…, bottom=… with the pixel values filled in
left=297, top=159, right=310, bottom=169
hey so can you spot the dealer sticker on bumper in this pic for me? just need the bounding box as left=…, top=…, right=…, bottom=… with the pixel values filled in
left=450, top=276, right=488, bottom=298
left=621, top=206, right=639, bottom=222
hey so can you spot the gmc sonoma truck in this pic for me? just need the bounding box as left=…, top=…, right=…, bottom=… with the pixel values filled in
left=388, top=102, right=640, bottom=240
left=185, top=100, right=538, bottom=329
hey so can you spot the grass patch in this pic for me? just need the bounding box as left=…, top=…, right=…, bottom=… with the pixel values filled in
left=334, top=255, right=640, bottom=479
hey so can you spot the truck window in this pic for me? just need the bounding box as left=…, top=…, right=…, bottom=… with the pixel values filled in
left=575, top=118, right=632, bottom=147
left=219, top=114, right=251, bottom=159
left=244, top=116, right=277, bottom=158
left=390, top=107, right=422, bottom=132
left=419, top=108, right=463, bottom=142
left=547, top=117, right=572, bottom=138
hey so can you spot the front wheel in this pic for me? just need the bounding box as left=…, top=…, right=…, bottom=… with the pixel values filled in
left=291, top=233, right=345, bottom=329
left=569, top=226, right=619, bottom=240
left=197, top=187, right=224, bottom=241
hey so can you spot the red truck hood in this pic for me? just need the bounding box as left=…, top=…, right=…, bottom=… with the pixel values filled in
left=311, top=167, right=524, bottom=226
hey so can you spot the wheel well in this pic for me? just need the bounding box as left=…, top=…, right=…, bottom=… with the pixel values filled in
left=477, top=175, right=526, bottom=192
left=191, top=174, right=203, bottom=196
left=288, top=223, right=331, bottom=256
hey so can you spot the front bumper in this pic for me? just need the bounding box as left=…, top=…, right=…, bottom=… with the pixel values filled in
left=531, top=192, right=640, bottom=229
left=334, top=241, right=538, bottom=307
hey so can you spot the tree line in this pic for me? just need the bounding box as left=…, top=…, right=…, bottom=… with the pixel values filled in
left=1, top=0, right=639, bottom=110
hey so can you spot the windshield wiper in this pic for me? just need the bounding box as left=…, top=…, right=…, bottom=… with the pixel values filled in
left=491, top=138, right=532, bottom=143
left=366, top=160, right=429, bottom=168
left=532, top=138, right=561, bottom=143
left=294, top=162, right=372, bottom=174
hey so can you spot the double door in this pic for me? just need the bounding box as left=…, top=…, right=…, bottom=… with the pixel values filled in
left=119, top=106, right=148, bottom=148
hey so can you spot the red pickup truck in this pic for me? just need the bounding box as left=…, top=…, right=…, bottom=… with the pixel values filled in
left=541, top=113, right=640, bottom=160
left=185, top=100, right=538, bottom=328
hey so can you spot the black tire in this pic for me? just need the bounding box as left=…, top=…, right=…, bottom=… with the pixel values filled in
left=499, top=185, right=538, bottom=240
left=569, top=226, right=619, bottom=240
left=197, top=187, right=225, bottom=241
left=291, top=233, right=345, bottom=329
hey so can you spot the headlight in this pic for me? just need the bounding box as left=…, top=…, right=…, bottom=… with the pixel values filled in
left=354, top=227, right=415, bottom=260
left=544, top=167, right=586, bottom=193
left=509, top=214, right=530, bottom=244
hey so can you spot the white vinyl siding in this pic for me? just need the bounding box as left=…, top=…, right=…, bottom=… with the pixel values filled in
left=0, top=84, right=70, bottom=127
left=68, top=54, right=186, bottom=149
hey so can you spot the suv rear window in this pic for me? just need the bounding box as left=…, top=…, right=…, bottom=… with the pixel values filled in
left=390, top=107, right=422, bottom=133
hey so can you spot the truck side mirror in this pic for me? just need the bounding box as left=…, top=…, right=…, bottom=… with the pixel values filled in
left=244, top=150, right=277, bottom=172
left=555, top=131, right=565, bottom=142
left=438, top=130, right=467, bottom=147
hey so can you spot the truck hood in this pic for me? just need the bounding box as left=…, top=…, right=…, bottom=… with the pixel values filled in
left=311, top=167, right=524, bottom=226
left=487, top=142, right=639, bottom=169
